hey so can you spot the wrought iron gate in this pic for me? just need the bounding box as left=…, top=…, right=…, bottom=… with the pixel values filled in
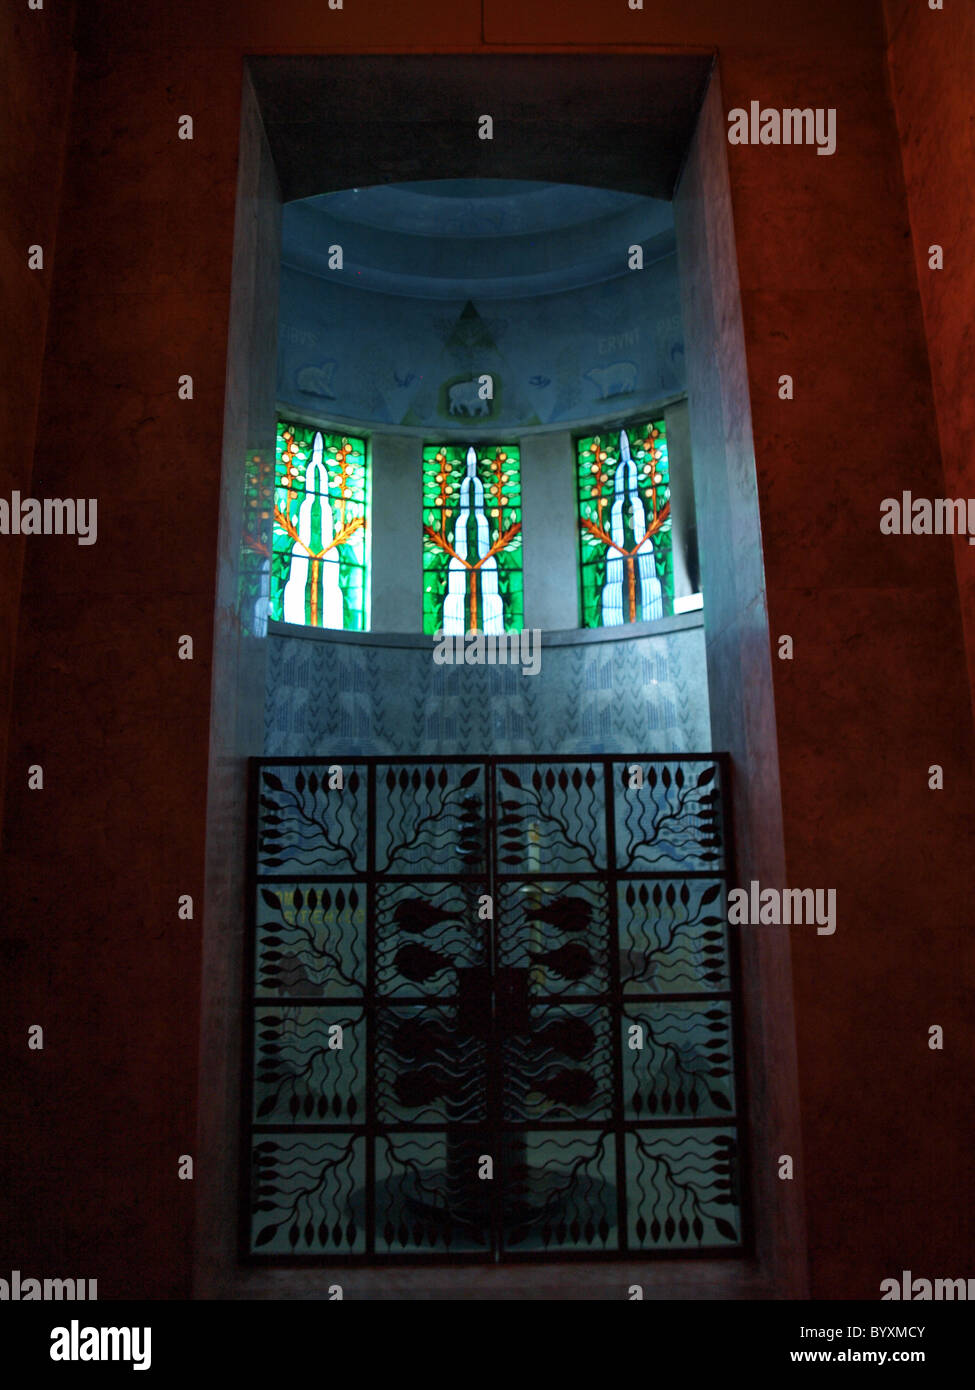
left=244, top=755, right=745, bottom=1262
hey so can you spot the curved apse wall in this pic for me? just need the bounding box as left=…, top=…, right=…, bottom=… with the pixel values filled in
left=264, top=181, right=708, bottom=759
left=276, top=181, right=686, bottom=428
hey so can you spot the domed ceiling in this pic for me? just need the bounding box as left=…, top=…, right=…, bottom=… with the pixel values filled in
left=276, top=178, right=685, bottom=430
left=282, top=179, right=676, bottom=300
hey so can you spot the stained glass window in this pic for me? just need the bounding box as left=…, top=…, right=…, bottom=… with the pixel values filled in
left=239, top=448, right=274, bottom=637
left=422, top=442, right=523, bottom=635
left=576, top=420, right=672, bottom=628
left=271, top=422, right=368, bottom=631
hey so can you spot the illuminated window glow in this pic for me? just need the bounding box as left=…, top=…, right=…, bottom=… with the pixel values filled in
left=576, top=421, right=672, bottom=628
left=422, top=442, right=523, bottom=635
left=271, top=422, right=368, bottom=631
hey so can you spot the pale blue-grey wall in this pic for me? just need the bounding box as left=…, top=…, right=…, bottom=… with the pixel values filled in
left=277, top=264, right=685, bottom=430
left=264, top=616, right=709, bottom=758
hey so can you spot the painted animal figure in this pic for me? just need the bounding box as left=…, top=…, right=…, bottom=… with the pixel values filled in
left=584, top=361, right=637, bottom=399
left=296, top=361, right=337, bottom=398
left=448, top=379, right=491, bottom=416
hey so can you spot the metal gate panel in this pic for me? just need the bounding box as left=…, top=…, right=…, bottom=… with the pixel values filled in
left=244, top=755, right=745, bottom=1263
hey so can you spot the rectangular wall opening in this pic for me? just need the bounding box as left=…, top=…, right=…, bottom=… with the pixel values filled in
left=196, top=53, right=806, bottom=1300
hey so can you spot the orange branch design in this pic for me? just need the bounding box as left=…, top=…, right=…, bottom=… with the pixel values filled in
left=423, top=519, right=522, bottom=571
left=580, top=501, right=670, bottom=555
left=273, top=504, right=365, bottom=560
left=424, top=447, right=524, bottom=631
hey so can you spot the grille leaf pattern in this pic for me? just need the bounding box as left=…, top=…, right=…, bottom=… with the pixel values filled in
left=248, top=756, right=742, bottom=1259
left=615, top=760, right=725, bottom=872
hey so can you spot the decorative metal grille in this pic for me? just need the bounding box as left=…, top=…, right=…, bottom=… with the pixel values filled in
left=244, top=755, right=745, bottom=1262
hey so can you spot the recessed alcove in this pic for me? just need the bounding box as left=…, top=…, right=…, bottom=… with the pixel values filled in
left=262, top=171, right=706, bottom=756
left=197, top=53, right=805, bottom=1300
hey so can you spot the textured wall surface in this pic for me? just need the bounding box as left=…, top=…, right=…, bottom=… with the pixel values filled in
left=277, top=250, right=685, bottom=430
left=195, top=70, right=282, bottom=1304
left=0, top=35, right=247, bottom=1297
left=705, top=13, right=975, bottom=1298
left=264, top=621, right=710, bottom=758
left=674, top=73, right=802, bottom=1293
left=884, top=0, right=975, bottom=718
left=0, top=2, right=76, bottom=825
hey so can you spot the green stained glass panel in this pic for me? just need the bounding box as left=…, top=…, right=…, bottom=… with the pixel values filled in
left=422, top=442, right=523, bottom=636
left=238, top=446, right=274, bottom=637
left=270, top=421, right=369, bottom=632
left=576, top=420, right=672, bottom=629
